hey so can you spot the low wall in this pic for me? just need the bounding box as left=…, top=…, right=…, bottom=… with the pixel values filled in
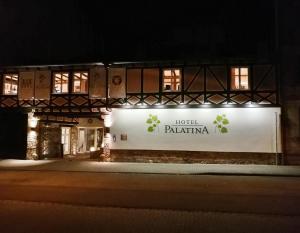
left=110, top=149, right=278, bottom=164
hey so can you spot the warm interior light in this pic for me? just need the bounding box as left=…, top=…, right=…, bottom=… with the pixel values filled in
left=28, top=111, right=39, bottom=128
left=103, top=114, right=112, bottom=127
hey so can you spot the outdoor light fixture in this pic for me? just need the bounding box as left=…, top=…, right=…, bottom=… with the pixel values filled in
left=28, top=110, right=39, bottom=128
left=103, top=114, right=112, bottom=127
left=246, top=101, right=258, bottom=107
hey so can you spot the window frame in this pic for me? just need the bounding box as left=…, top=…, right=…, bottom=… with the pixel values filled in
left=72, top=71, right=89, bottom=94
left=3, top=73, right=19, bottom=95
left=162, top=68, right=182, bottom=92
left=230, top=66, right=250, bottom=91
left=52, top=72, right=70, bottom=94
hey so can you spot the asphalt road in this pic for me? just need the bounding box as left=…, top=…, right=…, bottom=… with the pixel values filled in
left=0, top=171, right=299, bottom=233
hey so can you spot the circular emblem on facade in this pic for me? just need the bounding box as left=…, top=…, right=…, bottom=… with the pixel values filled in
left=112, top=75, right=122, bottom=86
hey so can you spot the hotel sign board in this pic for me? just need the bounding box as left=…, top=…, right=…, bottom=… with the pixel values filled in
left=110, top=108, right=281, bottom=153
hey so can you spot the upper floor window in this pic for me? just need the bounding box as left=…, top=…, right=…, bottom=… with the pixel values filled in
left=53, top=72, right=69, bottom=93
left=231, top=67, right=249, bottom=90
left=163, top=69, right=181, bottom=91
left=3, top=74, right=18, bottom=95
left=73, top=72, right=88, bottom=93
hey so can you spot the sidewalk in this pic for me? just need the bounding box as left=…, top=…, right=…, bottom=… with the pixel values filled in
left=0, top=159, right=300, bottom=176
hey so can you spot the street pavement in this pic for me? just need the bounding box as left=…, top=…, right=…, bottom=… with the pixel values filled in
left=1, top=199, right=299, bottom=233
left=0, top=160, right=300, bottom=232
left=1, top=159, right=300, bottom=176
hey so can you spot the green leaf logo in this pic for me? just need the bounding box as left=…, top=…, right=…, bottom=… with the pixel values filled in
left=146, top=114, right=160, bottom=133
left=148, top=126, right=154, bottom=132
left=221, top=127, right=228, bottom=133
left=222, top=119, right=229, bottom=125
left=213, top=114, right=229, bottom=134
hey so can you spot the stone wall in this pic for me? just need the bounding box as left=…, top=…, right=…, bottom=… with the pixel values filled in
left=38, top=124, right=62, bottom=159
left=110, top=149, right=277, bottom=164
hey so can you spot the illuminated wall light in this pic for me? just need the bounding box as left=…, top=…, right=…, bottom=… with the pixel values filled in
left=28, top=130, right=37, bottom=139
left=225, top=101, right=234, bottom=105
left=103, top=114, right=112, bottom=127
left=202, top=102, right=212, bottom=107
left=28, top=117, right=39, bottom=128
left=28, top=111, right=39, bottom=128
left=246, top=102, right=258, bottom=108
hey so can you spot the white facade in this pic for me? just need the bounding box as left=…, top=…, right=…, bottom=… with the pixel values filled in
left=110, top=107, right=281, bottom=153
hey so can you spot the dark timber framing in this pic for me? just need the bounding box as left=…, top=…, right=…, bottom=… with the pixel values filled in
left=0, top=61, right=280, bottom=117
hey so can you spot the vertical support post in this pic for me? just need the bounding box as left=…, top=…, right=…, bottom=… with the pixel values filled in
left=26, top=110, right=39, bottom=160
left=204, top=65, right=207, bottom=103
left=250, top=64, right=254, bottom=103
left=101, top=110, right=112, bottom=161
left=68, top=70, right=73, bottom=107
left=159, top=67, right=163, bottom=104
left=105, top=64, right=109, bottom=109
left=181, top=66, right=185, bottom=104
left=125, top=68, right=128, bottom=104
left=141, top=68, right=144, bottom=104
left=226, top=65, right=231, bottom=103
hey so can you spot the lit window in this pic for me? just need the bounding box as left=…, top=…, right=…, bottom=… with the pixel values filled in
left=3, top=74, right=18, bottom=95
left=231, top=67, right=249, bottom=90
left=53, top=72, right=69, bottom=93
left=163, top=69, right=181, bottom=91
left=73, top=72, right=88, bottom=93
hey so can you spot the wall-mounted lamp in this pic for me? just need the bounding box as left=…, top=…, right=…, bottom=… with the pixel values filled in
left=101, top=113, right=112, bottom=127
left=28, top=110, right=39, bottom=128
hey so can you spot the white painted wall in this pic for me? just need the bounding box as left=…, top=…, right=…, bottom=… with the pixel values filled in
left=110, top=107, right=281, bottom=153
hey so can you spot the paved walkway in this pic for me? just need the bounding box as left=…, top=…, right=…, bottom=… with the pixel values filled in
left=0, top=159, right=300, bottom=176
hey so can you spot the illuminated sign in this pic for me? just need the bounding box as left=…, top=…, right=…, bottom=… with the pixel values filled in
left=110, top=108, right=281, bottom=153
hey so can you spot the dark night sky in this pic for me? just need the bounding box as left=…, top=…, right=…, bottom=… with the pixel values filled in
left=0, top=0, right=285, bottom=66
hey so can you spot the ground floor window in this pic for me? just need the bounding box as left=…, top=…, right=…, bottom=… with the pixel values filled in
left=77, top=127, right=103, bottom=153
left=61, top=127, right=71, bottom=155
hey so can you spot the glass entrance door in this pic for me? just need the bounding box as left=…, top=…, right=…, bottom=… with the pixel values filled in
left=61, top=127, right=71, bottom=155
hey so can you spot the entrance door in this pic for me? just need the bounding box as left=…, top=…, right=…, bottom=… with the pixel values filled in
left=61, top=127, right=71, bottom=155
